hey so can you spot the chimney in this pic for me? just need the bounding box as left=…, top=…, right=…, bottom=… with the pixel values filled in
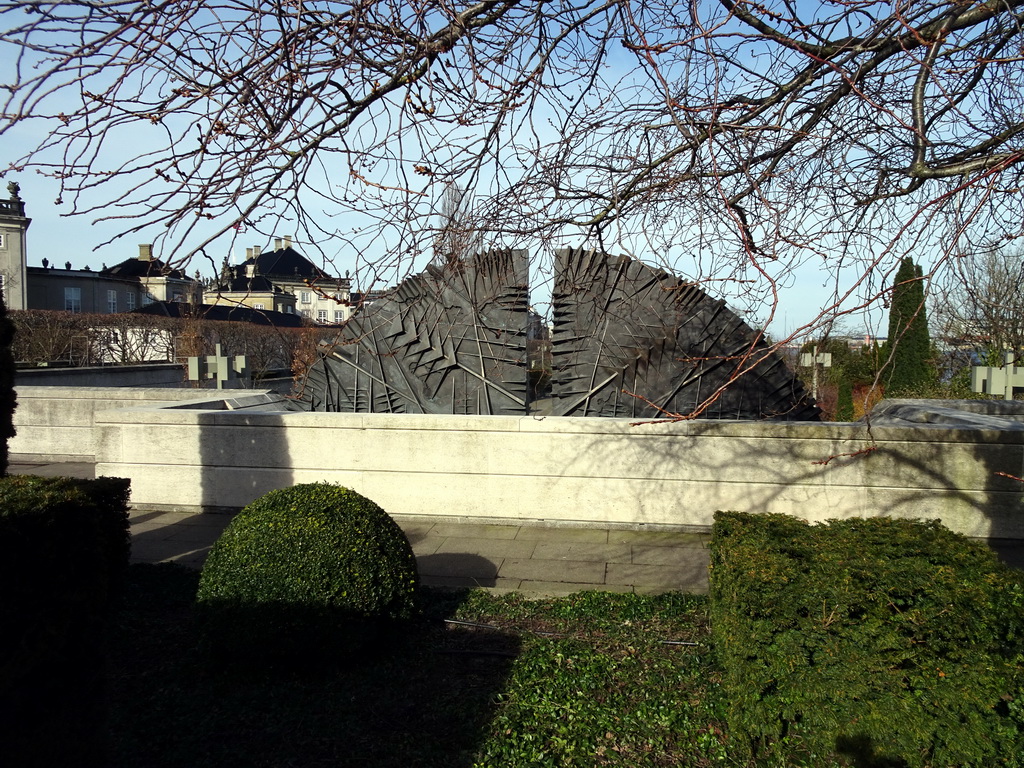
left=253, top=245, right=262, bottom=259
left=284, top=235, right=292, bottom=248
left=138, top=244, right=153, bottom=262
left=245, top=247, right=253, bottom=260
left=275, top=238, right=282, bottom=250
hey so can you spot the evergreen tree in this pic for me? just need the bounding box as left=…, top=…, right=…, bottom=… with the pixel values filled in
left=884, top=258, right=935, bottom=396
left=835, top=377, right=855, bottom=421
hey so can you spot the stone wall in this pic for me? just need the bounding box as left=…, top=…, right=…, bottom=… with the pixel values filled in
left=11, top=386, right=215, bottom=460
left=12, top=387, right=1024, bottom=538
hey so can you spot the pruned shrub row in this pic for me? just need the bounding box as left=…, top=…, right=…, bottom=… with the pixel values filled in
left=0, top=475, right=131, bottom=764
left=709, top=511, right=1024, bottom=768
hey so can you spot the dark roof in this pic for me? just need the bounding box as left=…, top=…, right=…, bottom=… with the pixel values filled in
left=246, top=246, right=329, bottom=280
left=101, top=257, right=190, bottom=280
left=132, top=302, right=304, bottom=327
left=349, top=289, right=390, bottom=305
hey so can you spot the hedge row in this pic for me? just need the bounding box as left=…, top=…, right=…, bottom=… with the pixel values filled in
left=0, top=475, right=132, bottom=765
left=709, top=511, right=1024, bottom=767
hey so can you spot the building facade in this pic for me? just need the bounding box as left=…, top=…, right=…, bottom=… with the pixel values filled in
left=205, top=237, right=351, bottom=324
left=26, top=245, right=200, bottom=313
left=0, top=183, right=31, bottom=310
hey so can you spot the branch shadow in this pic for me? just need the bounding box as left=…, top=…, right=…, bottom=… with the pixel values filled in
left=544, top=401, right=1024, bottom=573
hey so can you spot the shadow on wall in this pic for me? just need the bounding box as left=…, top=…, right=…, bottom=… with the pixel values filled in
left=547, top=405, right=1024, bottom=561
left=198, top=408, right=296, bottom=514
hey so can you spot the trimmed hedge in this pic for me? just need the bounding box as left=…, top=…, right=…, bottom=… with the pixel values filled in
left=196, top=483, right=420, bottom=664
left=709, top=511, right=1024, bottom=767
left=0, top=474, right=131, bottom=765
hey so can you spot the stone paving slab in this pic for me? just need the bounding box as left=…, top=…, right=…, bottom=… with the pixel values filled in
left=417, top=552, right=502, bottom=579
left=632, top=545, right=711, bottom=567
left=427, top=522, right=521, bottom=540
left=607, top=562, right=708, bottom=591
left=609, top=530, right=710, bottom=547
left=122, top=510, right=713, bottom=594
left=408, top=537, right=445, bottom=557
left=531, top=541, right=633, bottom=563
left=434, top=536, right=539, bottom=559
left=514, top=527, right=609, bottom=543
left=499, top=558, right=607, bottom=584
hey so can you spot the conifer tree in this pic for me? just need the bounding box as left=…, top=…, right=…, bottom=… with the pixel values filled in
left=884, top=258, right=935, bottom=396
left=835, top=377, right=855, bottom=422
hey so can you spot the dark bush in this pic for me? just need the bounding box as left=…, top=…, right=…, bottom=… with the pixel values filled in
left=710, top=511, right=1024, bottom=768
left=0, top=475, right=131, bottom=765
left=196, top=483, right=419, bottom=664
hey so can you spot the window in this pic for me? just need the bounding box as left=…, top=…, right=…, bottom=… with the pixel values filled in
left=107, top=289, right=117, bottom=313
left=300, top=291, right=312, bottom=304
left=143, top=294, right=154, bottom=306
left=126, top=292, right=136, bottom=311
left=254, top=303, right=265, bottom=310
left=300, top=309, right=311, bottom=319
left=0, top=233, right=6, bottom=249
left=334, top=310, right=345, bottom=323
left=64, top=286, right=81, bottom=313
left=317, top=309, right=328, bottom=323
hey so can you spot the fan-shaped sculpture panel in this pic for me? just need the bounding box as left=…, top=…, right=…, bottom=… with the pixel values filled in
left=299, top=247, right=819, bottom=421
left=548, top=248, right=819, bottom=420
left=299, top=249, right=529, bottom=415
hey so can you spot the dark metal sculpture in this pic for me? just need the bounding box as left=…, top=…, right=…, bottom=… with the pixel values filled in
left=548, top=248, right=819, bottom=420
left=300, top=247, right=819, bottom=421
left=299, top=249, right=529, bottom=414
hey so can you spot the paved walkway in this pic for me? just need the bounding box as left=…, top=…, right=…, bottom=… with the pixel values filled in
left=17, top=457, right=1021, bottom=595
left=9, top=458, right=710, bottom=596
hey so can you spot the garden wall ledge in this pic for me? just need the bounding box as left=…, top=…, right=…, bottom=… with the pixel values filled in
left=12, top=387, right=1024, bottom=539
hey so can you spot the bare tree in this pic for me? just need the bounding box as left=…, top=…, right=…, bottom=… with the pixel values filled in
left=3, top=1, right=1024, bottom=413
left=932, top=245, right=1024, bottom=368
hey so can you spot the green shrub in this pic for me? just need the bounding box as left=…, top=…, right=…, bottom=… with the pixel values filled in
left=196, top=483, right=420, bottom=663
left=0, top=475, right=131, bottom=685
left=0, top=475, right=131, bottom=765
left=710, top=511, right=1024, bottom=767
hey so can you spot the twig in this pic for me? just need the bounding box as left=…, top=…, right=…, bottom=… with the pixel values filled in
left=812, top=445, right=878, bottom=466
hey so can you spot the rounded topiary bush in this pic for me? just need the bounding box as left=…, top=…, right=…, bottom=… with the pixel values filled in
left=196, top=483, right=419, bottom=664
